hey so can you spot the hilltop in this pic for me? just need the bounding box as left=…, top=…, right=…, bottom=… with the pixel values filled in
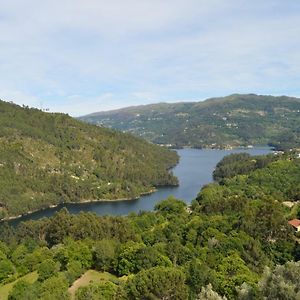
left=80, top=94, right=300, bottom=150
left=0, top=100, right=178, bottom=219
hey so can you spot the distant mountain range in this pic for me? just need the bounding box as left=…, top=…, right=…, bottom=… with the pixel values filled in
left=0, top=100, right=178, bottom=219
left=79, top=94, right=300, bottom=150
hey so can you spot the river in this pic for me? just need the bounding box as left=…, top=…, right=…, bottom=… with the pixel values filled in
left=10, top=147, right=271, bottom=225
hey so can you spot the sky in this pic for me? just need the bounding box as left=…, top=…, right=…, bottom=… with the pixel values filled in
left=0, top=0, right=300, bottom=116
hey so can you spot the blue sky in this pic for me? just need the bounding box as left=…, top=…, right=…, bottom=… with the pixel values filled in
left=0, top=0, right=300, bottom=116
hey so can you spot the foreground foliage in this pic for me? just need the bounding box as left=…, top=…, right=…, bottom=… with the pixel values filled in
left=0, top=153, right=299, bottom=299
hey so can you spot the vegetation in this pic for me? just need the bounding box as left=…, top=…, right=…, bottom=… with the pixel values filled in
left=0, top=100, right=178, bottom=219
left=68, top=270, right=118, bottom=300
left=80, top=94, right=300, bottom=150
left=0, top=152, right=299, bottom=299
left=0, top=271, right=38, bottom=300
left=213, top=152, right=279, bottom=182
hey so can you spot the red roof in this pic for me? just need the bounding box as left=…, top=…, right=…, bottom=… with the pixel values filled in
left=288, top=219, right=300, bottom=228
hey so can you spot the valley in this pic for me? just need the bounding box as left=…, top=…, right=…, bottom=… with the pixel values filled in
left=1, top=2, right=299, bottom=298
left=9, top=147, right=271, bottom=225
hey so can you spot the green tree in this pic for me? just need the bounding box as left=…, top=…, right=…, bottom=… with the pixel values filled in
left=187, top=259, right=216, bottom=296
left=116, top=242, right=145, bottom=276
left=125, top=266, right=188, bottom=300
left=134, top=246, right=172, bottom=271
left=75, top=282, right=118, bottom=300
left=93, top=239, right=118, bottom=272
left=216, top=252, right=258, bottom=299
left=154, top=197, right=187, bottom=216
left=64, top=260, right=84, bottom=285
left=0, top=258, right=15, bottom=283
left=37, top=258, right=60, bottom=282
left=11, top=244, right=29, bottom=274
left=46, top=209, right=72, bottom=245
left=63, top=239, right=93, bottom=269
left=8, top=280, right=38, bottom=300
left=39, top=273, right=69, bottom=300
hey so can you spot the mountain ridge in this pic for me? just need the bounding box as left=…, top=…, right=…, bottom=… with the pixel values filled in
left=81, top=93, right=300, bottom=117
left=79, top=94, right=300, bottom=150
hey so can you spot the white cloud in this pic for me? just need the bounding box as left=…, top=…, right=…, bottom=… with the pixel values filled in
left=0, top=0, right=299, bottom=115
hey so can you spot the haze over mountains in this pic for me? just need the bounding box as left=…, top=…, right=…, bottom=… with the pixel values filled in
left=80, top=94, right=300, bottom=150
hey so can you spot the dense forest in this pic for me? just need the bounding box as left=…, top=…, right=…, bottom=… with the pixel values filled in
left=0, top=100, right=178, bottom=219
left=0, top=152, right=299, bottom=299
left=80, top=94, right=300, bottom=150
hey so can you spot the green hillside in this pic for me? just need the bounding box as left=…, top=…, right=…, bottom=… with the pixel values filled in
left=0, top=100, right=178, bottom=219
left=80, top=94, right=300, bottom=150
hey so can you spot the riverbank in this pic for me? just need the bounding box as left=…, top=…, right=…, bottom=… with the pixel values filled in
left=1, top=188, right=159, bottom=222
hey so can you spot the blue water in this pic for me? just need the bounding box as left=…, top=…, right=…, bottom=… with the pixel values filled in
left=10, top=147, right=271, bottom=225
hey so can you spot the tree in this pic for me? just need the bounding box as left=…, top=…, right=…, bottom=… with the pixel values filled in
left=37, top=258, right=60, bottom=282
left=154, top=197, right=187, bottom=216
left=215, top=252, right=258, bottom=299
left=24, top=246, right=52, bottom=272
left=64, top=260, right=84, bottom=285
left=187, top=259, right=216, bottom=296
left=134, top=246, right=172, bottom=271
left=258, top=261, right=300, bottom=300
left=116, top=241, right=145, bottom=276
left=11, top=244, right=29, bottom=274
left=0, top=258, right=15, bottom=283
left=8, top=280, right=38, bottom=300
left=75, top=282, right=118, bottom=300
left=93, top=239, right=118, bottom=272
left=241, top=199, right=291, bottom=243
left=39, top=273, right=69, bottom=300
left=45, top=209, right=72, bottom=245
left=125, top=266, right=188, bottom=299
left=53, top=239, right=93, bottom=271
left=197, top=284, right=227, bottom=300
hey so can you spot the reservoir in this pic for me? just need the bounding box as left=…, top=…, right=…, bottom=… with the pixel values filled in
left=10, top=147, right=271, bottom=225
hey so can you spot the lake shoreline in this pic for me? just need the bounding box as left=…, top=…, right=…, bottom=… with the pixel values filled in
left=4, top=147, right=273, bottom=225
left=1, top=187, right=160, bottom=222
left=170, top=144, right=274, bottom=151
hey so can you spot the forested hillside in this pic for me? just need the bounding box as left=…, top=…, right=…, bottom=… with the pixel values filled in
left=80, top=94, right=300, bottom=150
left=0, top=100, right=178, bottom=219
left=0, top=152, right=299, bottom=299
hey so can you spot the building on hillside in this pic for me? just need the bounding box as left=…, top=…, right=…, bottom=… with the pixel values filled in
left=288, top=219, right=300, bottom=232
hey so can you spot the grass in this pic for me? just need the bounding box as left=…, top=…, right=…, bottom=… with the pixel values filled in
left=68, top=270, right=118, bottom=300
left=0, top=271, right=38, bottom=300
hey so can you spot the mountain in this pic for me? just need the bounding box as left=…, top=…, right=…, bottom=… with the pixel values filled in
left=0, top=100, right=178, bottom=219
left=80, top=94, right=300, bottom=150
